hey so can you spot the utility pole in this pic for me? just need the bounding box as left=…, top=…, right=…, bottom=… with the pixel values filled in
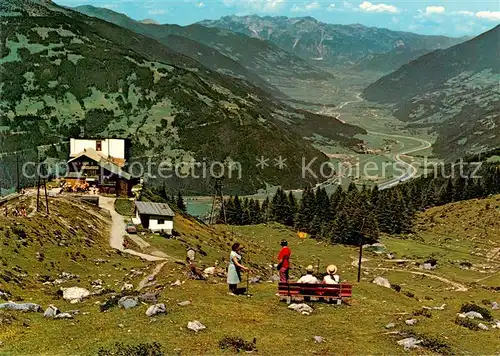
left=209, top=177, right=226, bottom=224
left=16, top=153, right=20, bottom=193
left=36, top=161, right=41, bottom=212
left=42, top=162, right=49, bottom=215
left=357, top=217, right=366, bottom=283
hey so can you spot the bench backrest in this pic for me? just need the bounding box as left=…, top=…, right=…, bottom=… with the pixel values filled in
left=278, top=282, right=353, bottom=297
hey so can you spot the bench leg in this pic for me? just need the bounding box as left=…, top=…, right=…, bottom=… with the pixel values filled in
left=336, top=299, right=342, bottom=305
left=287, top=296, right=291, bottom=304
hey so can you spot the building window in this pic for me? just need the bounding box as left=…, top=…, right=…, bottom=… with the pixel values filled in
left=96, top=140, right=102, bottom=151
left=158, top=219, right=165, bottom=225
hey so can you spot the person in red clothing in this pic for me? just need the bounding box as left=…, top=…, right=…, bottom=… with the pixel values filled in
left=277, top=239, right=291, bottom=283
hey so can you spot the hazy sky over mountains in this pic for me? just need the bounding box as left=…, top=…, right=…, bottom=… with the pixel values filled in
left=57, top=0, right=500, bottom=36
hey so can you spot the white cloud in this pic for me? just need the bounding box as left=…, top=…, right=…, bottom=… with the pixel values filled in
left=453, top=10, right=474, bottom=17
left=359, top=1, right=398, bottom=14
left=475, top=11, right=500, bottom=21
left=327, top=4, right=336, bottom=11
left=196, top=2, right=205, bottom=7
left=148, top=9, right=167, bottom=15
left=291, top=1, right=320, bottom=13
left=224, top=0, right=286, bottom=13
left=425, top=6, right=445, bottom=15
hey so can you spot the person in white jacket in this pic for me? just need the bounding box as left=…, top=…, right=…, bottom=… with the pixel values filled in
left=323, top=264, right=340, bottom=284
left=297, top=265, right=319, bottom=283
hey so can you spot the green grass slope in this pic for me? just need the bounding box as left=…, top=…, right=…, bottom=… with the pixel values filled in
left=0, top=195, right=499, bottom=354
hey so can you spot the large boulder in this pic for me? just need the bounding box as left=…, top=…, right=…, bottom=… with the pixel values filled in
left=372, top=277, right=391, bottom=289
left=464, top=311, right=483, bottom=319
left=61, top=287, right=90, bottom=303
left=118, top=296, right=138, bottom=310
left=187, top=320, right=206, bottom=332
left=0, top=302, right=42, bottom=312
left=54, top=313, right=73, bottom=319
left=43, top=305, right=60, bottom=318
left=288, top=303, right=314, bottom=315
left=397, top=337, right=422, bottom=350
left=145, top=303, right=166, bottom=317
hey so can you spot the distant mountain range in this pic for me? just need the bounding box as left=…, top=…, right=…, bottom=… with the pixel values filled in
left=363, top=25, right=500, bottom=160
left=74, top=6, right=332, bottom=87
left=0, top=0, right=365, bottom=194
left=199, top=15, right=466, bottom=66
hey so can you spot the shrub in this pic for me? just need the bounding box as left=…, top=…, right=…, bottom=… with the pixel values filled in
left=460, top=303, right=493, bottom=321
left=455, top=317, right=479, bottom=331
left=219, top=336, right=257, bottom=353
left=413, top=308, right=432, bottom=318
left=97, top=342, right=164, bottom=356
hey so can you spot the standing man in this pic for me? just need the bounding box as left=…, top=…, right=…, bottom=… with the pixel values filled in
left=277, top=240, right=291, bottom=283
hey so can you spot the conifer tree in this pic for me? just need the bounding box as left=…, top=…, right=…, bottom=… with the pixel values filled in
left=295, top=187, right=315, bottom=231
left=176, top=191, right=187, bottom=212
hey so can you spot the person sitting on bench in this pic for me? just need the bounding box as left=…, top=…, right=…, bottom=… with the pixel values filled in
left=297, top=265, right=319, bottom=284
left=323, top=264, right=340, bottom=284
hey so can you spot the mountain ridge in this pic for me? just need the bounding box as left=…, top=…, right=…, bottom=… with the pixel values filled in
left=198, top=15, right=466, bottom=65
left=362, top=25, right=500, bottom=160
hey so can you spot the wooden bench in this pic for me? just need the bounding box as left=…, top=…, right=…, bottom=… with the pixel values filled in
left=278, top=282, right=353, bottom=305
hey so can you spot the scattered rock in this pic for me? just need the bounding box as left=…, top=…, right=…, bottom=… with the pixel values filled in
left=372, top=277, right=391, bottom=289
left=478, top=323, right=489, bottom=331
left=146, top=303, right=166, bottom=317
left=397, top=337, right=422, bottom=350
left=120, top=283, right=133, bottom=292
left=118, top=296, right=138, bottom=310
left=178, top=301, right=191, bottom=307
left=268, top=275, right=280, bottom=283
left=313, top=336, right=324, bottom=344
left=171, top=280, right=182, bottom=287
left=457, top=313, right=466, bottom=319
left=249, top=276, right=261, bottom=284
left=0, top=290, right=11, bottom=301
left=187, top=249, right=196, bottom=262
left=464, top=311, right=483, bottom=319
left=203, top=267, right=216, bottom=275
left=54, top=313, right=73, bottom=319
left=61, top=287, right=90, bottom=303
left=422, top=263, right=436, bottom=270
left=492, top=302, right=499, bottom=310
left=424, top=304, right=446, bottom=310
left=0, top=302, right=42, bottom=312
left=405, top=319, right=418, bottom=326
left=187, top=320, right=206, bottom=332
left=60, top=272, right=79, bottom=280
left=288, top=303, right=314, bottom=315
left=386, top=253, right=395, bottom=260
left=491, top=320, right=500, bottom=329
left=43, top=305, right=59, bottom=318
left=139, top=293, right=158, bottom=304
left=91, top=279, right=103, bottom=289
left=385, top=323, right=396, bottom=329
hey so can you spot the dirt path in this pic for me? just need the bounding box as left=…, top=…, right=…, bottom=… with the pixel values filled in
left=137, top=262, right=167, bottom=291
left=367, top=267, right=468, bottom=292
left=99, top=196, right=167, bottom=262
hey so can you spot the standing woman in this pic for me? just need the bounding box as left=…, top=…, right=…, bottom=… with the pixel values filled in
left=227, top=243, right=249, bottom=294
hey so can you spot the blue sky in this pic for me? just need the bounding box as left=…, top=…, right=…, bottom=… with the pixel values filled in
left=56, top=0, right=500, bottom=36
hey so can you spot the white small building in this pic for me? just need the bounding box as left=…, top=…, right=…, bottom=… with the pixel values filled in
left=70, top=138, right=126, bottom=166
left=134, top=201, right=175, bottom=234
